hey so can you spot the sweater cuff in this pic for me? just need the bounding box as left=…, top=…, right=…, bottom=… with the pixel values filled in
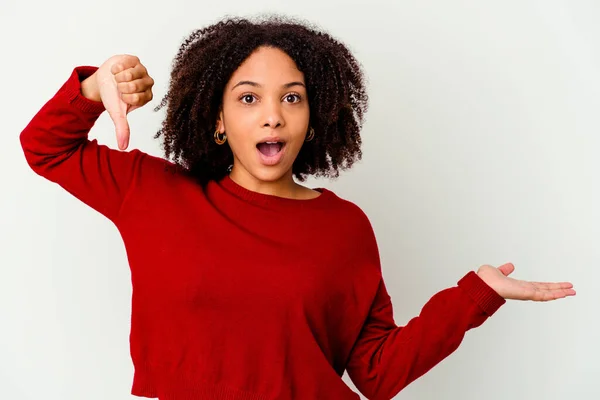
left=457, top=271, right=506, bottom=316
left=61, top=66, right=106, bottom=114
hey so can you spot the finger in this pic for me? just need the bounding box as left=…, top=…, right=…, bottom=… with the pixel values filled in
left=118, top=76, right=155, bottom=94
left=107, top=102, right=130, bottom=150
left=110, top=55, right=141, bottom=75
left=114, top=63, right=149, bottom=83
left=550, top=287, right=576, bottom=296
left=562, top=288, right=577, bottom=296
left=531, top=281, right=574, bottom=290
left=533, top=288, right=576, bottom=302
left=532, top=290, right=556, bottom=302
left=121, top=88, right=153, bottom=107
left=118, top=120, right=130, bottom=150
left=498, top=263, right=515, bottom=276
left=547, top=288, right=576, bottom=299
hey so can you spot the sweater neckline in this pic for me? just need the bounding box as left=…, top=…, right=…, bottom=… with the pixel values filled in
left=218, top=174, right=333, bottom=210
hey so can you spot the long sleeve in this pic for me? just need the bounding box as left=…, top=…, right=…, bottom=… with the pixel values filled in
left=19, top=66, right=146, bottom=223
left=346, top=270, right=506, bottom=400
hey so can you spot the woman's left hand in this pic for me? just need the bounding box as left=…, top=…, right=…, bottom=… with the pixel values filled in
left=477, top=263, right=576, bottom=301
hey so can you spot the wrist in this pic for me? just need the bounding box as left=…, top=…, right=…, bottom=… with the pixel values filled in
left=476, top=268, right=491, bottom=287
left=476, top=267, right=502, bottom=297
left=458, top=271, right=506, bottom=315
left=80, top=72, right=102, bottom=103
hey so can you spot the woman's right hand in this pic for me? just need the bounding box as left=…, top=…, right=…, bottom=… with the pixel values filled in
left=81, top=54, right=155, bottom=150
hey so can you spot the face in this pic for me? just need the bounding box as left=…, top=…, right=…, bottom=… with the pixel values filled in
left=216, top=46, right=310, bottom=187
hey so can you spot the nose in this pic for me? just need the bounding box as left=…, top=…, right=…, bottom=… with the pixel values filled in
left=262, top=98, right=284, bottom=129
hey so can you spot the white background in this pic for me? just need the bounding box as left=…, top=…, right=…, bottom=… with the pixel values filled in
left=1, top=0, right=598, bottom=399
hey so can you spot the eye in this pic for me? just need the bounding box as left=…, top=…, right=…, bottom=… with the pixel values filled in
left=240, top=94, right=257, bottom=104
left=283, top=93, right=301, bottom=103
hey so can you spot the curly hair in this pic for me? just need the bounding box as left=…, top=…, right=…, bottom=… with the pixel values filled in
left=153, top=15, right=368, bottom=184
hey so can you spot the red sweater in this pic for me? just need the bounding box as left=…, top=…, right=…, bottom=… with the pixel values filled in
left=19, top=66, right=506, bottom=400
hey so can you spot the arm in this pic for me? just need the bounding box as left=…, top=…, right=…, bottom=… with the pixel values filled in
left=346, top=271, right=505, bottom=400
left=19, top=66, right=146, bottom=222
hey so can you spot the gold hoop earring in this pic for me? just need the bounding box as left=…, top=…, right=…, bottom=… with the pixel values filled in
left=214, top=129, right=227, bottom=145
left=306, top=127, right=315, bottom=142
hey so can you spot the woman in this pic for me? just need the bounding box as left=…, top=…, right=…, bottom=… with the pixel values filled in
left=20, top=16, right=575, bottom=400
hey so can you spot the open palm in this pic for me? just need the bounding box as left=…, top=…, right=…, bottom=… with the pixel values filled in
left=477, top=263, right=575, bottom=301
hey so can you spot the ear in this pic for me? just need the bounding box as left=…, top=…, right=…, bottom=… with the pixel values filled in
left=216, top=109, right=225, bottom=133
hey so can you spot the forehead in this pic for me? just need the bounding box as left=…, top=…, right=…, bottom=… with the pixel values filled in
left=228, top=46, right=305, bottom=86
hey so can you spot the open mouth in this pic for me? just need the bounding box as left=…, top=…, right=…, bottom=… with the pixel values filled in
left=256, top=141, right=285, bottom=157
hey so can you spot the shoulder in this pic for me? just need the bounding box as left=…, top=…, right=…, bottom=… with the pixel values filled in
left=320, top=188, right=376, bottom=236
left=135, top=152, right=189, bottom=182
left=320, top=188, right=382, bottom=269
left=321, top=187, right=369, bottom=216
left=123, top=150, right=203, bottom=198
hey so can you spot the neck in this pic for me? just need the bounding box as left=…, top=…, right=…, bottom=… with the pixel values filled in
left=229, top=166, right=301, bottom=199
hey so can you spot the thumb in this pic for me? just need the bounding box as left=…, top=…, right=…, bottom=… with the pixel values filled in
left=498, top=262, right=515, bottom=276
left=96, top=60, right=131, bottom=150
left=107, top=100, right=130, bottom=150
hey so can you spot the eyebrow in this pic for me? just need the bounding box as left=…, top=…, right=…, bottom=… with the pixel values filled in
left=231, top=80, right=306, bottom=90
